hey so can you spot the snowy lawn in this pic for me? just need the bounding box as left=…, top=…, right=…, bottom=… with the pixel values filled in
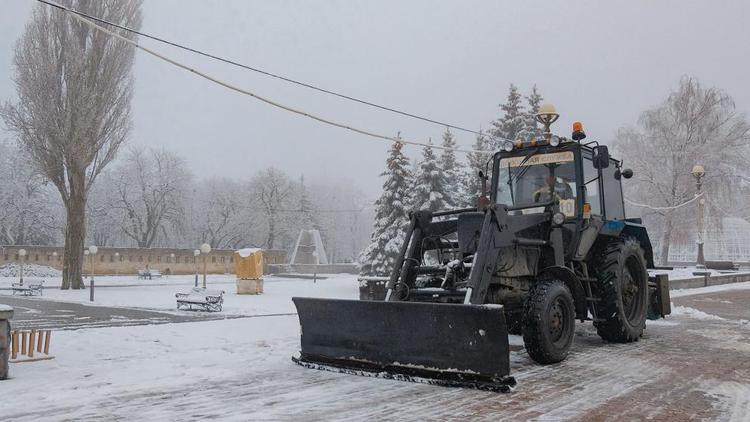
left=0, top=274, right=359, bottom=316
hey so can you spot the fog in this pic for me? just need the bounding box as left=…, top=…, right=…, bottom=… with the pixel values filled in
left=2, top=0, right=749, bottom=196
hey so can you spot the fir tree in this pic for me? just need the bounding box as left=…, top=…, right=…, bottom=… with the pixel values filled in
left=411, top=140, right=447, bottom=212
left=438, top=128, right=460, bottom=209
left=461, top=132, right=491, bottom=207
left=521, top=85, right=544, bottom=140
left=359, top=141, right=412, bottom=276
left=489, top=84, right=526, bottom=148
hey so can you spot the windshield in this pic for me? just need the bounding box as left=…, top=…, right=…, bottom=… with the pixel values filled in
left=496, top=151, right=577, bottom=216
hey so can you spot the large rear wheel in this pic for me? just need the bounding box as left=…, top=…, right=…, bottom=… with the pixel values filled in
left=591, top=237, right=649, bottom=342
left=522, top=279, right=575, bottom=364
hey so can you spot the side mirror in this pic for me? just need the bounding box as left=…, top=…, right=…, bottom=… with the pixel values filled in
left=614, top=168, right=634, bottom=180
left=478, top=171, right=484, bottom=179
left=592, top=145, right=610, bottom=169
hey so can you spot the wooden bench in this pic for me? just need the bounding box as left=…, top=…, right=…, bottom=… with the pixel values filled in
left=176, top=288, right=224, bottom=312
left=11, top=281, right=44, bottom=296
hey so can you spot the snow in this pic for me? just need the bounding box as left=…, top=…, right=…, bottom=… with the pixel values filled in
left=0, top=304, right=13, bottom=312
left=671, top=281, right=750, bottom=298
left=0, top=263, right=61, bottom=278
left=235, top=248, right=261, bottom=257
left=0, top=274, right=359, bottom=316
left=670, top=305, right=725, bottom=321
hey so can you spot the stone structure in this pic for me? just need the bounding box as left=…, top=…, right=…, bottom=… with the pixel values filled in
left=0, top=305, right=12, bottom=380
left=289, top=230, right=328, bottom=265
left=0, top=246, right=286, bottom=276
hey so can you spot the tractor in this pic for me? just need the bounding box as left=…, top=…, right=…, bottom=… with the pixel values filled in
left=292, top=104, right=671, bottom=391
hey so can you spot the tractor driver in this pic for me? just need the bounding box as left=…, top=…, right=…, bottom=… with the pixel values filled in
left=533, top=174, right=574, bottom=203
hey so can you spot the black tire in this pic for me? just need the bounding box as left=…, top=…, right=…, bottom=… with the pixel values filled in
left=591, top=237, right=649, bottom=343
left=522, top=279, right=576, bottom=364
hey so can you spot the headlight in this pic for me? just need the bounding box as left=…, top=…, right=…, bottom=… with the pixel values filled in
left=502, top=141, right=514, bottom=152
left=550, top=135, right=561, bottom=147
left=552, top=212, right=566, bottom=225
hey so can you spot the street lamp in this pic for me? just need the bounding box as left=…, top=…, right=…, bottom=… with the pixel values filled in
left=692, top=165, right=706, bottom=267
left=193, top=249, right=200, bottom=287
left=200, top=243, right=211, bottom=288
left=114, top=252, right=120, bottom=276
left=18, top=249, right=27, bottom=286
left=535, top=103, right=560, bottom=142
left=88, top=246, right=98, bottom=301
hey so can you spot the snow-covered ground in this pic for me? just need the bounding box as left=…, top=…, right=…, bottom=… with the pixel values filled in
left=0, top=274, right=359, bottom=316
left=2, top=270, right=750, bottom=420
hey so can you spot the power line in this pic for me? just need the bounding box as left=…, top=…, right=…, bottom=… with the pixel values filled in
left=624, top=192, right=704, bottom=211
left=35, top=0, right=503, bottom=143
left=38, top=0, right=497, bottom=156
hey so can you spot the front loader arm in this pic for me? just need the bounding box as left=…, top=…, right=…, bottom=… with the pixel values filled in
left=466, top=205, right=550, bottom=305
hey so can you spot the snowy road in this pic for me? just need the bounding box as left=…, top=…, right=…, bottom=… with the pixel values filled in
left=1, top=278, right=749, bottom=421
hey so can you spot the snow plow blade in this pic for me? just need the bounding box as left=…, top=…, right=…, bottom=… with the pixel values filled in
left=292, top=297, right=515, bottom=392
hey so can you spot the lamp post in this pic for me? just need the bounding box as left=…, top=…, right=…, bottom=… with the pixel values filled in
left=18, top=249, right=27, bottom=286
left=52, top=251, right=58, bottom=273
left=200, top=243, right=211, bottom=288
left=692, top=165, right=706, bottom=267
left=114, top=252, right=120, bottom=276
left=89, top=246, right=98, bottom=301
left=193, top=249, right=200, bottom=287
left=535, top=103, right=560, bottom=143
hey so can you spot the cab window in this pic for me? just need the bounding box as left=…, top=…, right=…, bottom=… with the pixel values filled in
left=582, top=156, right=602, bottom=216
left=601, top=162, right=625, bottom=220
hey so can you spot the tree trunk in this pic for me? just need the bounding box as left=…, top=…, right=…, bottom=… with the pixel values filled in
left=659, top=213, right=674, bottom=266
left=62, top=173, right=87, bottom=290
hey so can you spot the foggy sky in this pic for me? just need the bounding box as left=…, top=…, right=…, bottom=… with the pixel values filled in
left=2, top=1, right=749, bottom=197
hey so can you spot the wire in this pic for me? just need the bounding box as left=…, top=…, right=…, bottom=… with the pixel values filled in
left=624, top=192, right=704, bottom=211
left=35, top=0, right=507, bottom=144
left=40, top=1, right=496, bottom=156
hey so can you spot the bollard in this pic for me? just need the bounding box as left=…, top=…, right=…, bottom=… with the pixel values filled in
left=0, top=305, right=13, bottom=380
left=90, top=278, right=95, bottom=302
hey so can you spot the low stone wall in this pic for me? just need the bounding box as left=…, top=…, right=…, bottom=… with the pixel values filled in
left=668, top=272, right=750, bottom=290
left=0, top=245, right=287, bottom=276
left=267, top=263, right=358, bottom=275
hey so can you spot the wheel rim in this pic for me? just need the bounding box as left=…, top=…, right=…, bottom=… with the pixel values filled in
left=623, top=256, right=645, bottom=322
left=548, top=296, right=572, bottom=346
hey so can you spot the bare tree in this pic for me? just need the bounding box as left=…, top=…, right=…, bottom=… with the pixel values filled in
left=110, top=147, right=190, bottom=248
left=192, top=178, right=255, bottom=249
left=251, top=168, right=294, bottom=249
left=1, top=1, right=142, bottom=288
left=617, top=77, right=750, bottom=264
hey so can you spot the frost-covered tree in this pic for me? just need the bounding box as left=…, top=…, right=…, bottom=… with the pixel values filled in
left=251, top=167, right=295, bottom=250
left=359, top=142, right=412, bottom=276
left=461, top=132, right=491, bottom=208
left=489, top=84, right=526, bottom=148
left=1, top=0, right=142, bottom=289
left=617, top=77, right=750, bottom=264
left=411, top=140, right=448, bottom=212
left=438, top=129, right=460, bottom=209
left=521, top=85, right=544, bottom=140
left=109, top=147, right=190, bottom=248
left=191, top=177, right=254, bottom=249
left=0, top=141, right=59, bottom=245
left=297, top=175, right=320, bottom=231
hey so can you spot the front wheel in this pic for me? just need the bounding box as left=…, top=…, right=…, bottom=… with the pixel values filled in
left=522, top=279, right=576, bottom=364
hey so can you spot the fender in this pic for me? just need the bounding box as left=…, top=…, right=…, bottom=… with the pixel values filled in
left=538, top=265, right=588, bottom=320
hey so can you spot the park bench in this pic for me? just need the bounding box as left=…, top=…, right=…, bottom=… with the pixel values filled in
left=137, top=270, right=163, bottom=280
left=11, top=280, right=44, bottom=296
left=176, top=288, right=224, bottom=312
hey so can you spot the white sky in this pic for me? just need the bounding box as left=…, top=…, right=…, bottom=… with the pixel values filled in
left=2, top=0, right=749, bottom=196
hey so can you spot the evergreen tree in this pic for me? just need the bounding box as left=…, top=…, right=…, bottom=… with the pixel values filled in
left=411, top=140, right=447, bottom=212
left=359, top=141, right=412, bottom=276
left=489, top=84, right=525, bottom=148
left=521, top=85, right=544, bottom=140
left=438, top=128, right=460, bottom=209
left=461, top=132, right=491, bottom=207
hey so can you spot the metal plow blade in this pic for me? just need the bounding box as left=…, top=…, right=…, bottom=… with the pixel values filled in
left=292, top=297, right=515, bottom=392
